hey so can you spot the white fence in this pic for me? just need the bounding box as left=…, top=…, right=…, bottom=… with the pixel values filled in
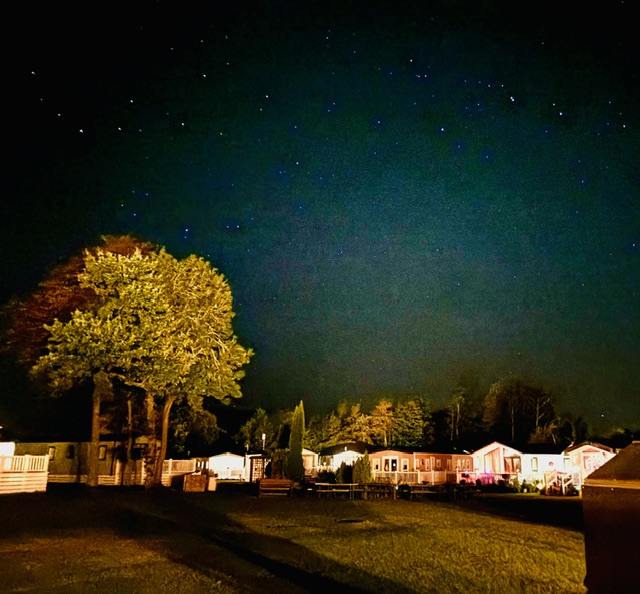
left=0, top=455, right=49, bottom=495
left=49, top=458, right=198, bottom=487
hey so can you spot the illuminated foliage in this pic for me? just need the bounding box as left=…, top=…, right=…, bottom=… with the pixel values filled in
left=353, top=451, right=372, bottom=484
left=392, top=398, right=430, bottom=447
left=32, top=244, right=252, bottom=486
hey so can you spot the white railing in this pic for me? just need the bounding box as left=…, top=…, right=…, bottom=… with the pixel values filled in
left=51, top=458, right=198, bottom=487
left=163, top=459, right=197, bottom=474
left=0, top=455, right=49, bottom=495
left=1, top=455, right=49, bottom=472
left=371, top=470, right=465, bottom=485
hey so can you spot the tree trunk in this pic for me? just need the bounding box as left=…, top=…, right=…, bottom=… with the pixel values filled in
left=87, top=370, right=113, bottom=487
left=123, top=397, right=133, bottom=487
left=153, top=395, right=177, bottom=487
left=143, top=392, right=158, bottom=489
left=87, top=390, right=101, bottom=487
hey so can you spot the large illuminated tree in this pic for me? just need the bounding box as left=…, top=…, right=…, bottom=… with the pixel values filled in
left=2, top=235, right=156, bottom=485
left=32, top=246, right=252, bottom=487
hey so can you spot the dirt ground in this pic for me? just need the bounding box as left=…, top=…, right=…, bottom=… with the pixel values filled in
left=0, top=484, right=583, bottom=594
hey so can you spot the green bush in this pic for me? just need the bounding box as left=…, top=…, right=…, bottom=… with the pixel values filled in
left=353, top=452, right=372, bottom=484
left=336, top=462, right=353, bottom=484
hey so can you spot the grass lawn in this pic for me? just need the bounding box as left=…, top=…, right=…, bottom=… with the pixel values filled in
left=0, top=486, right=587, bottom=593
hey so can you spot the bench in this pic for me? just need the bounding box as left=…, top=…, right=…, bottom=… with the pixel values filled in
left=258, top=478, right=294, bottom=496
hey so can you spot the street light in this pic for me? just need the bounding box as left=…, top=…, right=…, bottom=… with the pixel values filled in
left=261, top=433, right=266, bottom=452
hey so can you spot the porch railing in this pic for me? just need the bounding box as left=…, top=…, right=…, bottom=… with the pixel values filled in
left=0, top=455, right=49, bottom=495
left=371, top=470, right=474, bottom=485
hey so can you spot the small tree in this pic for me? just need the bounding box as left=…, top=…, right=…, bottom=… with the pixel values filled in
left=286, top=400, right=305, bottom=482
left=336, top=461, right=353, bottom=484
left=353, top=452, right=372, bottom=484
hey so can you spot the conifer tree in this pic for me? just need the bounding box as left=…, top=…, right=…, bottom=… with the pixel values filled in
left=286, top=400, right=305, bottom=482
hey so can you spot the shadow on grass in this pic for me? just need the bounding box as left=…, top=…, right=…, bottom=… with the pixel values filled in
left=456, top=493, right=584, bottom=531
left=120, top=489, right=412, bottom=594
left=0, top=485, right=412, bottom=594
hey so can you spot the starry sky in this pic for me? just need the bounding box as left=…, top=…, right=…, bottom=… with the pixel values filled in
left=4, top=1, right=639, bottom=430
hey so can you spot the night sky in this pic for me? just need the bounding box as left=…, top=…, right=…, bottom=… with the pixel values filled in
left=4, top=1, right=639, bottom=430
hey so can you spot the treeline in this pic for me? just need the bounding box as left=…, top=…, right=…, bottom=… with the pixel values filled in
left=234, top=381, right=639, bottom=454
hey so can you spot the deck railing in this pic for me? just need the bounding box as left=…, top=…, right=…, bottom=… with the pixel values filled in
left=51, top=458, right=198, bottom=487
left=371, top=470, right=474, bottom=485
left=0, top=455, right=49, bottom=495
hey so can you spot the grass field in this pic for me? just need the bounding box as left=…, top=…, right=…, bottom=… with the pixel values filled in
left=0, top=485, right=587, bottom=593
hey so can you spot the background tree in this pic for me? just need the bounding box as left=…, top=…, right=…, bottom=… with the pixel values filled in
left=444, top=379, right=486, bottom=449
left=557, top=412, right=589, bottom=447
left=370, top=400, right=394, bottom=446
left=305, top=402, right=370, bottom=449
left=31, top=245, right=252, bottom=487
left=170, top=397, right=221, bottom=457
left=305, top=412, right=341, bottom=451
left=392, top=399, right=427, bottom=447
left=235, top=408, right=274, bottom=452
left=483, top=380, right=557, bottom=445
left=286, top=400, right=305, bottom=482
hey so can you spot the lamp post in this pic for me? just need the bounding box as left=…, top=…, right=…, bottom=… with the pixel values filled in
left=261, top=433, right=266, bottom=452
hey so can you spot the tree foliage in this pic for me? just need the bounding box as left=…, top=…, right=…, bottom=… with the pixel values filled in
left=305, top=397, right=435, bottom=450
left=483, top=380, right=557, bottom=444
left=286, top=400, right=305, bottom=482
left=353, top=451, right=372, bottom=484
left=236, top=408, right=274, bottom=451
left=29, top=240, right=252, bottom=487
left=392, top=398, right=432, bottom=447
left=2, top=236, right=156, bottom=366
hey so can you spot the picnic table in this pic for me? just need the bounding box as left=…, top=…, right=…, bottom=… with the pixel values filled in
left=402, top=483, right=481, bottom=501
left=362, top=483, right=397, bottom=500
left=315, top=483, right=361, bottom=499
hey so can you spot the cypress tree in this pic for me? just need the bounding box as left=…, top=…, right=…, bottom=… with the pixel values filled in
left=287, top=400, right=305, bottom=482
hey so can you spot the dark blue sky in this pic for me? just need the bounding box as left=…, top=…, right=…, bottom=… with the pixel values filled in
left=5, top=1, right=639, bottom=430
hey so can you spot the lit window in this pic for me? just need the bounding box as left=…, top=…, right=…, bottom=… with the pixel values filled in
left=48, top=446, right=56, bottom=460
left=531, top=457, right=538, bottom=472
left=98, top=445, right=107, bottom=461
